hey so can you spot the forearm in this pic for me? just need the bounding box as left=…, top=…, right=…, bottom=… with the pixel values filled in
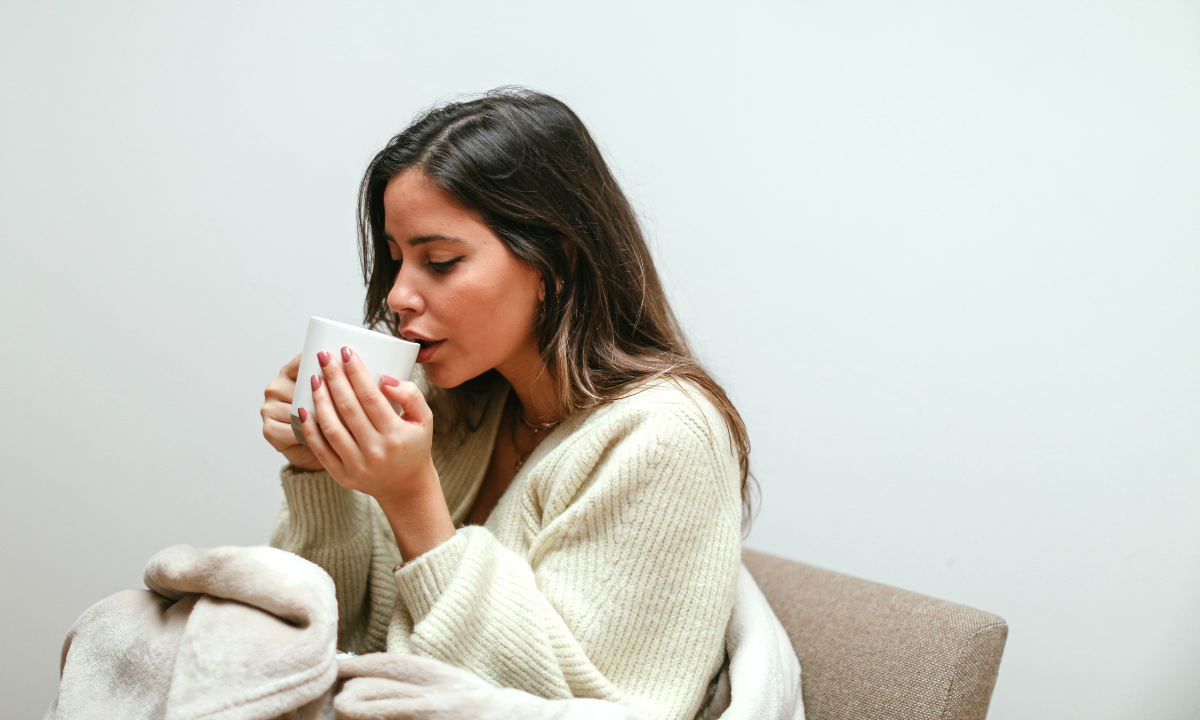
left=374, top=463, right=457, bottom=564
left=273, top=465, right=372, bottom=550
left=391, top=524, right=738, bottom=720
left=386, top=409, right=744, bottom=720
left=271, top=464, right=396, bottom=652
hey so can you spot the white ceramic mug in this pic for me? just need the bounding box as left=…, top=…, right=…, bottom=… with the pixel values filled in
left=290, top=317, right=420, bottom=445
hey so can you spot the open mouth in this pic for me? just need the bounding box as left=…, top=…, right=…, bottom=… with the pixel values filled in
left=400, top=334, right=438, bottom=348
left=400, top=334, right=444, bottom=361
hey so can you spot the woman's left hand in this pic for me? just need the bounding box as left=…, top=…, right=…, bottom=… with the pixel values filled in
left=298, top=346, right=438, bottom=506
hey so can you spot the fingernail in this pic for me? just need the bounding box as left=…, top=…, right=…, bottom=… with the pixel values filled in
left=381, top=375, right=399, bottom=387
left=341, top=346, right=353, bottom=363
left=317, top=351, right=331, bottom=367
left=311, top=375, right=322, bottom=391
left=298, top=407, right=308, bottom=422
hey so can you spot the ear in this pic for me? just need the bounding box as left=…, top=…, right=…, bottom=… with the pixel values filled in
left=538, top=272, right=564, bottom=302
left=554, top=237, right=576, bottom=295
left=560, top=237, right=578, bottom=273
left=540, top=237, right=576, bottom=302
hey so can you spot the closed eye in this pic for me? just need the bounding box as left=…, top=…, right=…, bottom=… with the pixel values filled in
left=428, top=256, right=464, bottom=273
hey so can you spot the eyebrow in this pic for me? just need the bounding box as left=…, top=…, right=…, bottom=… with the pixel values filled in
left=386, top=234, right=469, bottom=247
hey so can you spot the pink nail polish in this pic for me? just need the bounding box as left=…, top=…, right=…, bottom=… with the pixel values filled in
left=317, top=351, right=331, bottom=367
left=298, top=407, right=308, bottom=422
left=311, top=375, right=322, bottom=391
left=381, top=375, right=399, bottom=387
left=341, top=346, right=353, bottom=363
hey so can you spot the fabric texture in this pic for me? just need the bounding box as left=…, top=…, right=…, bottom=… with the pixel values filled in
left=696, top=566, right=805, bottom=720
left=45, top=544, right=339, bottom=720
left=335, top=564, right=802, bottom=720
left=270, top=376, right=746, bottom=720
left=741, top=548, right=1007, bottom=720
left=45, top=544, right=803, bottom=720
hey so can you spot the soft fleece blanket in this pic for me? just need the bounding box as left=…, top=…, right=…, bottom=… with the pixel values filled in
left=45, top=545, right=803, bottom=720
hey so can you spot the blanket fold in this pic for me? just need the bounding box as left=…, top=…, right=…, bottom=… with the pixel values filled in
left=45, top=545, right=802, bottom=720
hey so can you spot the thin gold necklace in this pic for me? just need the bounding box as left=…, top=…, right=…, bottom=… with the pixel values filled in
left=510, top=395, right=564, bottom=472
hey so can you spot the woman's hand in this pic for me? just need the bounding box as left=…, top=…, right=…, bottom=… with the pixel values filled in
left=261, top=353, right=324, bottom=472
left=299, top=346, right=455, bottom=562
left=297, top=346, right=438, bottom=507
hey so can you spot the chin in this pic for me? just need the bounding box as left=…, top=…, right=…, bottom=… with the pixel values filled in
left=422, top=362, right=502, bottom=390
left=420, top=363, right=472, bottom=389
left=420, top=363, right=452, bottom=389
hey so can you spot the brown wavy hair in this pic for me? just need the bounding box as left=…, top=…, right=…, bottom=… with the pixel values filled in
left=357, top=87, right=756, bottom=527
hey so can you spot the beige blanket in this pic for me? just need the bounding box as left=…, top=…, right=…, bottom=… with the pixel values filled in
left=45, top=545, right=802, bottom=720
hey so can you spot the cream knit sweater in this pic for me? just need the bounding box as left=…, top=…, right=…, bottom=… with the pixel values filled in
left=270, top=374, right=743, bottom=720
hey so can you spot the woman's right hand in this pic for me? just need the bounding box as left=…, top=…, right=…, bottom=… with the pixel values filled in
left=262, top=353, right=325, bottom=472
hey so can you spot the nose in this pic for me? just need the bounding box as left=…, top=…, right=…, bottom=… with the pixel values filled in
left=386, top=265, right=424, bottom=318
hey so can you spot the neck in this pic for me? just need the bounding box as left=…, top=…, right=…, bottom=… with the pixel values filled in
left=494, top=341, right=561, bottom=425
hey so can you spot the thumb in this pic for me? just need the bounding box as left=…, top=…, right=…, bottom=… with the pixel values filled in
left=380, top=378, right=432, bottom=425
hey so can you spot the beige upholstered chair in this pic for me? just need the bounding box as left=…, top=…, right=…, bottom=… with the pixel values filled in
left=743, top=548, right=1008, bottom=720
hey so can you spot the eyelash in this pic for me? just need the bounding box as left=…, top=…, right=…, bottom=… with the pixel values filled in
left=427, top=257, right=464, bottom=274
left=387, top=242, right=463, bottom=274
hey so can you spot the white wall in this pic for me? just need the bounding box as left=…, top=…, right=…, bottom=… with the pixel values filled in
left=2, top=2, right=1198, bottom=718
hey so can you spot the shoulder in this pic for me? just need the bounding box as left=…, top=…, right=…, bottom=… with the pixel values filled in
left=529, top=377, right=743, bottom=534
left=591, top=378, right=734, bottom=456
left=546, top=377, right=741, bottom=492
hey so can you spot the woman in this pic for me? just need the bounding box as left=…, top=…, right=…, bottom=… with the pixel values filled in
left=259, top=88, right=752, bottom=720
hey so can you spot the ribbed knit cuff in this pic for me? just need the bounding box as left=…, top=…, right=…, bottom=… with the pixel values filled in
left=392, top=528, right=471, bottom=624
left=279, top=464, right=368, bottom=547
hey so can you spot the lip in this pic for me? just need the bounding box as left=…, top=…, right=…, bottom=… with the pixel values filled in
left=399, top=329, right=436, bottom=343
left=415, top=339, right=444, bottom=363
left=400, top=330, right=444, bottom=363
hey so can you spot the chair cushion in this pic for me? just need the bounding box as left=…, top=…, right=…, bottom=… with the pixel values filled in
left=742, top=548, right=1007, bottom=720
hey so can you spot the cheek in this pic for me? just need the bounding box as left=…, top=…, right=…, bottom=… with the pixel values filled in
left=467, top=281, right=538, bottom=339
left=446, top=267, right=542, bottom=353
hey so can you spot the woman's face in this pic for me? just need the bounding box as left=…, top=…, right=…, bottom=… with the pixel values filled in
left=383, top=170, right=544, bottom=388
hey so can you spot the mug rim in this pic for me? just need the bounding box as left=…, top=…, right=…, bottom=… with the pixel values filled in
left=309, top=316, right=419, bottom=348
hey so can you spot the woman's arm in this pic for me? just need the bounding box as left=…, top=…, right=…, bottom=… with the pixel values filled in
left=261, top=352, right=400, bottom=652
left=390, top=401, right=743, bottom=720
left=269, top=465, right=399, bottom=653
left=296, top=348, right=457, bottom=562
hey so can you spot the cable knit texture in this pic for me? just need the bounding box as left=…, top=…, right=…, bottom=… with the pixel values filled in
left=270, top=374, right=743, bottom=720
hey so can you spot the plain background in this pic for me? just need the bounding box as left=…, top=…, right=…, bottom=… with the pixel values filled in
left=2, top=1, right=1198, bottom=718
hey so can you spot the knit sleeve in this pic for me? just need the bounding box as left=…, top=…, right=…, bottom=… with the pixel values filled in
left=389, top=402, right=743, bottom=720
left=269, top=465, right=400, bottom=653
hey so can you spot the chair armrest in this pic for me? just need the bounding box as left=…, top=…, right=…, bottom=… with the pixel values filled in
left=743, top=548, right=1007, bottom=720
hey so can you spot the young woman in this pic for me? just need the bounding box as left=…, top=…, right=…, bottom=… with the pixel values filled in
left=259, top=88, right=753, bottom=720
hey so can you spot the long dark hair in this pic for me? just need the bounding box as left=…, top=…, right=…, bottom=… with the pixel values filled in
left=358, top=87, right=756, bottom=527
